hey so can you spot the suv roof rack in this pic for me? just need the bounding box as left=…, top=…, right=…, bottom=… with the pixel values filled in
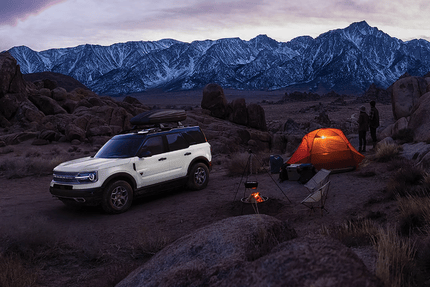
left=120, top=121, right=185, bottom=135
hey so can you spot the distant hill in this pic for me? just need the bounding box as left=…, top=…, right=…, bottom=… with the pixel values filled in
left=9, top=21, right=430, bottom=96
left=23, top=71, right=89, bottom=92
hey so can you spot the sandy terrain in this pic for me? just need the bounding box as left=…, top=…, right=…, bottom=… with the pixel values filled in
left=0, top=94, right=397, bottom=286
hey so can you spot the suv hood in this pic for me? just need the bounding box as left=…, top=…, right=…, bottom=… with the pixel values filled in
left=54, top=157, right=132, bottom=172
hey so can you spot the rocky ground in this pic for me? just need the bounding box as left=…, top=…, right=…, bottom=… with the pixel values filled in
left=0, top=93, right=400, bottom=286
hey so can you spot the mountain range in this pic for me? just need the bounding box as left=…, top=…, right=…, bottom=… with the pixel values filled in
left=7, top=21, right=430, bottom=96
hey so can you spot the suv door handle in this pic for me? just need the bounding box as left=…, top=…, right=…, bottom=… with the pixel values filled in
left=184, top=152, right=191, bottom=156
left=158, top=157, right=167, bottom=161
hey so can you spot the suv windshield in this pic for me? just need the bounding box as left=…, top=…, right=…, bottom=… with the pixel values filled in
left=95, top=137, right=144, bottom=158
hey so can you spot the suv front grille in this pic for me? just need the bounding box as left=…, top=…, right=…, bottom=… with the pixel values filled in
left=52, top=172, right=80, bottom=183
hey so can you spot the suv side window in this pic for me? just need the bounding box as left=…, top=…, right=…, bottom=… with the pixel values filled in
left=166, top=133, right=189, bottom=151
left=139, top=136, right=165, bottom=157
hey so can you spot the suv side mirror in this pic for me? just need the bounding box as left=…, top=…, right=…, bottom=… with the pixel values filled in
left=139, top=151, right=152, bottom=158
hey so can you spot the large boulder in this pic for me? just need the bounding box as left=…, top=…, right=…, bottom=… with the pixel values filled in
left=28, top=94, right=67, bottom=115
left=221, top=235, right=382, bottom=287
left=228, top=98, right=248, bottom=125
left=380, top=117, right=409, bottom=139
left=391, top=76, right=428, bottom=120
left=117, top=215, right=380, bottom=287
left=19, top=101, right=45, bottom=123
left=247, top=103, right=267, bottom=131
left=0, top=52, right=29, bottom=99
left=0, top=94, right=19, bottom=120
left=201, top=83, right=228, bottom=119
left=401, top=142, right=430, bottom=161
left=52, top=87, right=68, bottom=102
left=408, top=92, right=430, bottom=142
left=65, top=123, right=86, bottom=142
left=117, top=215, right=297, bottom=287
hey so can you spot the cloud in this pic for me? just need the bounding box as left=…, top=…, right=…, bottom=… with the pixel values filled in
left=0, top=0, right=66, bottom=25
left=0, top=0, right=429, bottom=52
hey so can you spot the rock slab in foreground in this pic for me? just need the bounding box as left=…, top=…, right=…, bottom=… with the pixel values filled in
left=116, top=214, right=381, bottom=287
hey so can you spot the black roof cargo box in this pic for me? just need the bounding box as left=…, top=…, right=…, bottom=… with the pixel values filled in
left=130, top=109, right=187, bottom=126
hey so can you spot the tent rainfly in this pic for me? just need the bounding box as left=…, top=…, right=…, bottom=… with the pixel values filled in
left=286, top=128, right=364, bottom=170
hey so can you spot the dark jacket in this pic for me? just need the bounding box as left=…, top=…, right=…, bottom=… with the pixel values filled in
left=358, top=111, right=369, bottom=132
left=369, top=106, right=379, bottom=128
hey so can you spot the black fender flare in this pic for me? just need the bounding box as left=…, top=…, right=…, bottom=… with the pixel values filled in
left=101, top=172, right=137, bottom=191
left=187, top=156, right=211, bottom=176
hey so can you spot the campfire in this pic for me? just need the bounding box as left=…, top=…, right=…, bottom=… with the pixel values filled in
left=242, top=192, right=267, bottom=204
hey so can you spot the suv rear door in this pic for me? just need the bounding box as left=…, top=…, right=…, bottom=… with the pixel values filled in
left=165, top=132, right=192, bottom=178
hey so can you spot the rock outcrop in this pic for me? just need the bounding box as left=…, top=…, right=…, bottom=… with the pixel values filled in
left=201, top=83, right=268, bottom=131
left=0, top=52, right=149, bottom=146
left=0, top=53, right=273, bottom=153
left=408, top=91, right=430, bottom=142
left=117, top=215, right=381, bottom=287
left=201, top=83, right=228, bottom=119
left=0, top=51, right=30, bottom=99
left=381, top=73, right=430, bottom=143
left=390, top=76, right=428, bottom=120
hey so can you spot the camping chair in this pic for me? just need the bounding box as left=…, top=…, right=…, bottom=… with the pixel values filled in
left=303, top=168, right=331, bottom=193
left=301, top=181, right=330, bottom=216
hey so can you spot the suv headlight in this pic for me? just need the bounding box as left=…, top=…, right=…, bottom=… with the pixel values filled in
left=75, top=171, right=98, bottom=183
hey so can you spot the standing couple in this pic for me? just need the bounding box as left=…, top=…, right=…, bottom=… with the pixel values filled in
left=358, top=100, right=379, bottom=153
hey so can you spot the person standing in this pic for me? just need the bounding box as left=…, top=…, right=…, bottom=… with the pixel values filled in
left=369, top=100, right=380, bottom=149
left=358, top=105, right=369, bottom=153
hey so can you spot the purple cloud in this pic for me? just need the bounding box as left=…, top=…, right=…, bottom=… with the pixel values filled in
left=1, top=0, right=65, bottom=25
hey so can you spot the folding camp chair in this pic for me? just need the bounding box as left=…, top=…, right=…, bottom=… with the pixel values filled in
left=301, top=181, right=330, bottom=216
left=303, top=168, right=331, bottom=193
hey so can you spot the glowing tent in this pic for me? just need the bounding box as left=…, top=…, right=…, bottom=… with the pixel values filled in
left=286, top=128, right=364, bottom=170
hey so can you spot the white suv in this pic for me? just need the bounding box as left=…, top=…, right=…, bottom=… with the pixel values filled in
left=49, top=124, right=212, bottom=213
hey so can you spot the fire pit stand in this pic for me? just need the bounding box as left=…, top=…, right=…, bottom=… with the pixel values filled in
left=233, top=150, right=290, bottom=214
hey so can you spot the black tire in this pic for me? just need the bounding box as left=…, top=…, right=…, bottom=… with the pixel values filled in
left=187, top=163, right=209, bottom=190
left=101, top=180, right=133, bottom=214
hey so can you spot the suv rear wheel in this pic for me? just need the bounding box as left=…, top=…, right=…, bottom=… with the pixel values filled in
left=102, top=180, right=133, bottom=214
left=187, top=163, right=209, bottom=190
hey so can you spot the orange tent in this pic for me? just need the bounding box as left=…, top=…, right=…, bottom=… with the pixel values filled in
left=287, top=128, right=364, bottom=170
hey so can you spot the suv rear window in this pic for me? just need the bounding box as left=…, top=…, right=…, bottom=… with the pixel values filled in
left=182, top=128, right=206, bottom=145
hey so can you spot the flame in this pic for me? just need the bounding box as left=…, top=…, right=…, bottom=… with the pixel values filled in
left=250, top=192, right=264, bottom=203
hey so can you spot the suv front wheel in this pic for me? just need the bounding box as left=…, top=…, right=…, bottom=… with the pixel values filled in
left=102, top=180, right=133, bottom=214
left=187, top=163, right=209, bottom=190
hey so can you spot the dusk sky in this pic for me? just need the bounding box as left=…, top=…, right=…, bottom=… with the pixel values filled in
left=1, top=0, right=429, bottom=52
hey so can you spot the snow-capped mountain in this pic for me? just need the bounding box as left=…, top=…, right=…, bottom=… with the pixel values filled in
left=8, top=21, right=430, bottom=95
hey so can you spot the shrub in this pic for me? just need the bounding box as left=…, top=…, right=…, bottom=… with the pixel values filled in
left=373, top=226, right=417, bottom=287
left=397, top=196, right=430, bottom=236
left=0, top=216, right=140, bottom=287
left=372, top=143, right=402, bottom=162
left=321, top=219, right=378, bottom=247
left=130, top=227, right=173, bottom=259
left=386, top=158, right=408, bottom=172
left=385, top=165, right=429, bottom=198
left=0, top=155, right=68, bottom=178
left=0, top=254, right=38, bottom=287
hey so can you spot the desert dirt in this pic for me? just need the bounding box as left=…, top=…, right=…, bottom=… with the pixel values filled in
left=0, top=92, right=398, bottom=286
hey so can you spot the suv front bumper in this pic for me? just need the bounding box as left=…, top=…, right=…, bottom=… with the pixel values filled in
left=50, top=184, right=103, bottom=206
